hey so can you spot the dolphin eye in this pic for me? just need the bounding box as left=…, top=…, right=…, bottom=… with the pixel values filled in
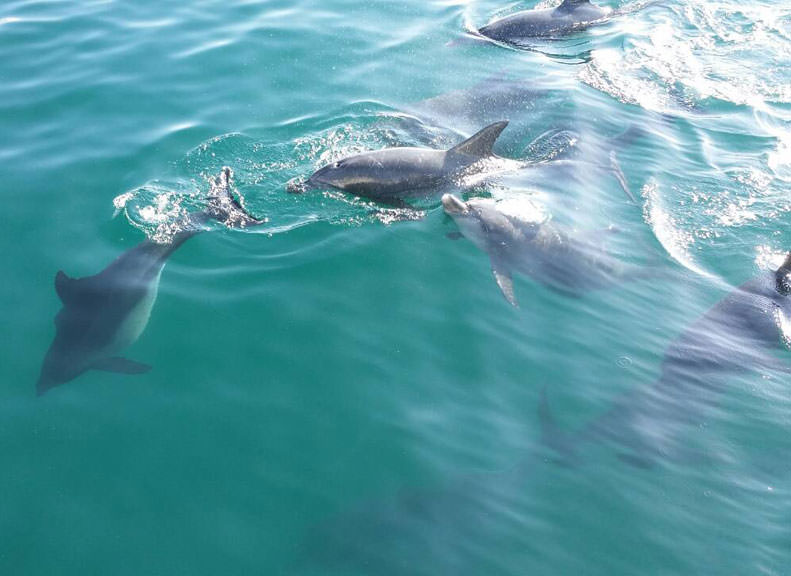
left=333, top=161, right=342, bottom=169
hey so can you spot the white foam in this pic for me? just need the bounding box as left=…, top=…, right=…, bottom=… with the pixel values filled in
left=641, top=179, right=713, bottom=278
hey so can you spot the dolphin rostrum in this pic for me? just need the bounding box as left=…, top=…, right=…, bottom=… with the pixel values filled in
left=478, top=0, right=609, bottom=44
left=544, top=254, right=791, bottom=467
left=442, top=193, right=640, bottom=306
left=304, top=121, right=510, bottom=202
left=37, top=168, right=264, bottom=395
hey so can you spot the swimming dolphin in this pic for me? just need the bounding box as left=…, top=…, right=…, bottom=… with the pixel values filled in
left=304, top=121, right=510, bottom=202
left=302, top=456, right=534, bottom=576
left=478, top=0, right=609, bottom=44
left=442, top=193, right=639, bottom=306
left=544, top=253, right=791, bottom=467
left=37, top=168, right=264, bottom=395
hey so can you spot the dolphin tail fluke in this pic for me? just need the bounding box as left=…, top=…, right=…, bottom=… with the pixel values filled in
left=449, top=121, right=509, bottom=158
left=201, top=167, right=267, bottom=229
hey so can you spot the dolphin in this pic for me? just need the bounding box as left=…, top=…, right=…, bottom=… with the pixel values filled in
left=442, top=193, right=640, bottom=306
left=37, top=168, right=264, bottom=395
left=303, top=121, right=510, bottom=203
left=301, top=463, right=534, bottom=576
left=478, top=0, right=609, bottom=44
left=544, top=253, right=791, bottom=467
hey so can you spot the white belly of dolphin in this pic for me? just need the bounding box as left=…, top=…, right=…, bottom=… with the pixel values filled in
left=109, top=269, right=163, bottom=354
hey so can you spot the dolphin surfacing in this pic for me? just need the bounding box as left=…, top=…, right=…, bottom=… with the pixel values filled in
left=37, top=168, right=264, bottom=395
left=304, top=121, right=509, bottom=202
left=442, top=193, right=638, bottom=306
left=478, top=0, right=609, bottom=44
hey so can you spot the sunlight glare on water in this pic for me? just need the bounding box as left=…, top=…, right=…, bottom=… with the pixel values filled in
left=0, top=0, right=790, bottom=574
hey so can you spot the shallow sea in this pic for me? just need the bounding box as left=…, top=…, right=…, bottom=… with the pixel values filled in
left=1, top=0, right=790, bottom=574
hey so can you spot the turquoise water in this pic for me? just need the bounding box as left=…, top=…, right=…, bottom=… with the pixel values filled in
left=2, top=0, right=790, bottom=573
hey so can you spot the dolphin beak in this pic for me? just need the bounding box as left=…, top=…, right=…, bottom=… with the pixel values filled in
left=294, top=166, right=332, bottom=193
left=286, top=176, right=317, bottom=194
left=441, top=193, right=468, bottom=215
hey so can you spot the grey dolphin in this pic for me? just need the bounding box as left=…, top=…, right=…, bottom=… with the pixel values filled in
left=305, top=121, right=509, bottom=202
left=37, top=168, right=264, bottom=395
left=478, top=0, right=609, bottom=43
left=545, top=254, right=791, bottom=467
left=442, top=193, right=636, bottom=306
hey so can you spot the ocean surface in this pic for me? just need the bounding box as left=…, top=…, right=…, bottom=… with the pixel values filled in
left=1, top=0, right=790, bottom=573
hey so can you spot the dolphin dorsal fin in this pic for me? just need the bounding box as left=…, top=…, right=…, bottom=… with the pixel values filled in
left=449, top=121, right=509, bottom=158
left=54, top=270, right=92, bottom=304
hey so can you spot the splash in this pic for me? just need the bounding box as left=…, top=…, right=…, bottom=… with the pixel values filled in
left=456, top=156, right=527, bottom=188
left=580, top=1, right=791, bottom=111
left=493, top=194, right=549, bottom=225
left=754, top=245, right=788, bottom=272
left=523, top=129, right=578, bottom=163
left=641, top=179, right=712, bottom=278
left=113, top=181, right=200, bottom=243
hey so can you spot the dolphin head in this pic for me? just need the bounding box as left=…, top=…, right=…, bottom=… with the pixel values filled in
left=37, top=340, right=84, bottom=396
left=442, top=193, right=492, bottom=250
left=307, top=156, right=372, bottom=192
left=36, top=307, right=97, bottom=396
left=441, top=193, right=470, bottom=217
left=37, top=364, right=66, bottom=397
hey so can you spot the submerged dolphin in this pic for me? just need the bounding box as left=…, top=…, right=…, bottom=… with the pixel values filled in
left=478, top=0, right=609, bottom=44
left=37, top=168, right=263, bottom=395
left=545, top=254, right=791, bottom=467
left=442, top=193, right=639, bottom=306
left=304, top=121, right=510, bottom=202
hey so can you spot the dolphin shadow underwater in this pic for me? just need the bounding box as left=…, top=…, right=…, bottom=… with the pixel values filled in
left=543, top=254, right=791, bottom=468
left=296, top=121, right=516, bottom=207
left=37, top=168, right=264, bottom=396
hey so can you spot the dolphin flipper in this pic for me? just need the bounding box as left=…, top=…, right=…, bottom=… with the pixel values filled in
left=449, top=121, right=509, bottom=158
left=93, top=357, right=152, bottom=375
left=490, top=253, right=518, bottom=307
left=609, top=151, right=637, bottom=204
